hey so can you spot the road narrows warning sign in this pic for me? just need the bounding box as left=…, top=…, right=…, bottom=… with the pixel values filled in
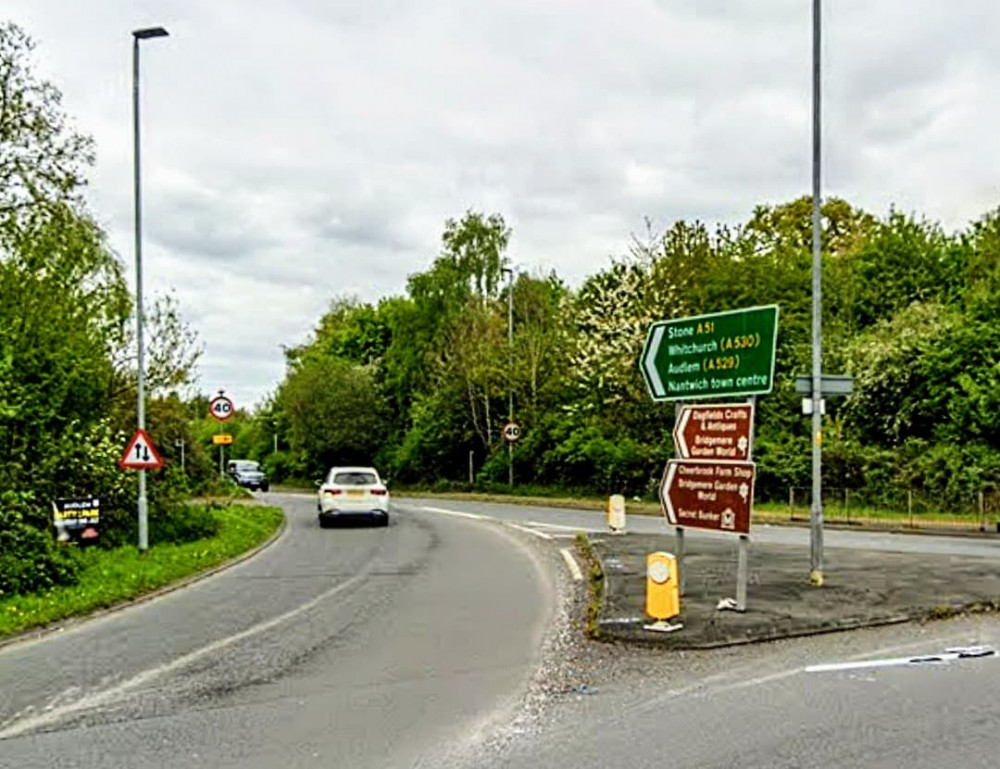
left=120, top=428, right=164, bottom=470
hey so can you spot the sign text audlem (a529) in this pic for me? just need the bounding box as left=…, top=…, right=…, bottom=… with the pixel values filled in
left=640, top=305, right=778, bottom=401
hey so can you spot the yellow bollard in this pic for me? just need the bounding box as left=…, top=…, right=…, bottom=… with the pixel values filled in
left=645, top=552, right=680, bottom=622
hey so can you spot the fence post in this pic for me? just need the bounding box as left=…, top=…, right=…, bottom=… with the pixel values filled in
left=979, top=490, right=986, bottom=532
left=844, top=488, right=849, bottom=525
left=789, top=487, right=794, bottom=512
left=908, top=490, right=913, bottom=528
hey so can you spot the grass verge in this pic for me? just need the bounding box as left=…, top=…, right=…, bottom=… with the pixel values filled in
left=574, top=532, right=604, bottom=639
left=0, top=503, right=284, bottom=640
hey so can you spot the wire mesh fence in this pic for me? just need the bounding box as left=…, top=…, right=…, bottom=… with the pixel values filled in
left=757, top=487, right=1000, bottom=531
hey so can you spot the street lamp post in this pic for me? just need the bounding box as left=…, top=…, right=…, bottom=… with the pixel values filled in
left=132, top=26, right=168, bottom=553
left=502, top=267, right=514, bottom=488
left=809, top=0, right=825, bottom=585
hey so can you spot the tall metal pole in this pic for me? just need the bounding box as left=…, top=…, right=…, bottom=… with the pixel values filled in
left=506, top=268, right=514, bottom=489
left=132, top=36, right=148, bottom=553
left=809, top=0, right=825, bottom=585
left=132, top=27, right=168, bottom=553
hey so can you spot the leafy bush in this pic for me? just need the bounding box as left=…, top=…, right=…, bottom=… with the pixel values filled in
left=0, top=491, right=80, bottom=598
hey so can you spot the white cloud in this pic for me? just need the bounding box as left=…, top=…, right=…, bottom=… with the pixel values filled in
left=7, top=0, right=1000, bottom=408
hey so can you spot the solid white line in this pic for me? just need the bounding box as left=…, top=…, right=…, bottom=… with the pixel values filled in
left=421, top=506, right=488, bottom=520
left=0, top=570, right=370, bottom=739
left=506, top=523, right=553, bottom=540
left=559, top=548, right=584, bottom=581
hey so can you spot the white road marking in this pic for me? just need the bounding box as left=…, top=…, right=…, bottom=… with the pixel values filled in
left=527, top=521, right=604, bottom=534
left=559, top=548, right=584, bottom=581
left=806, top=647, right=996, bottom=674
left=506, top=523, right=553, bottom=540
left=0, top=571, right=371, bottom=739
left=421, top=506, right=489, bottom=520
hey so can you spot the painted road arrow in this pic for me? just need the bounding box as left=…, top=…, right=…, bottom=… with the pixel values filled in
left=659, top=459, right=755, bottom=535
left=673, top=402, right=754, bottom=460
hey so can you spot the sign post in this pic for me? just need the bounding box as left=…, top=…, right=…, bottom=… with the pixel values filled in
left=644, top=307, right=778, bottom=616
left=210, top=390, right=235, bottom=478
left=659, top=460, right=756, bottom=534
left=640, top=305, right=778, bottom=402
left=120, top=428, right=164, bottom=471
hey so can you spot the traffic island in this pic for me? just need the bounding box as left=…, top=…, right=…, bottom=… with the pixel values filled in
left=590, top=533, right=1000, bottom=649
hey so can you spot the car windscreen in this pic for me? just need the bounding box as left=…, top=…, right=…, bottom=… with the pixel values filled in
left=235, top=462, right=259, bottom=472
left=332, top=471, right=378, bottom=486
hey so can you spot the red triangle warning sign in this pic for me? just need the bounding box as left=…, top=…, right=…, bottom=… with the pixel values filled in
left=119, top=428, right=164, bottom=470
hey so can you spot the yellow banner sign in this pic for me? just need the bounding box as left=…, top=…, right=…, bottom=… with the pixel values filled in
left=212, top=434, right=233, bottom=445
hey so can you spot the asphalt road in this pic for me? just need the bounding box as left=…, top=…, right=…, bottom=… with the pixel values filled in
left=0, top=493, right=553, bottom=769
left=477, top=615, right=1000, bottom=769
left=407, top=497, right=1000, bottom=769
left=4, top=493, right=1000, bottom=769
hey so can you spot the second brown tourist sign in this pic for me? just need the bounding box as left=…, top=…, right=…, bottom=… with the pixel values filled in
left=659, top=460, right=755, bottom=535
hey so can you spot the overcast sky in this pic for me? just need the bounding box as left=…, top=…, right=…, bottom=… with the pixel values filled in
left=8, top=1, right=1000, bottom=410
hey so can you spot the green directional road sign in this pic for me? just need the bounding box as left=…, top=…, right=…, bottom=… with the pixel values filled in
left=640, top=305, right=779, bottom=401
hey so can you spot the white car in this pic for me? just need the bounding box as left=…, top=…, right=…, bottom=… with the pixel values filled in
left=317, top=466, right=390, bottom=527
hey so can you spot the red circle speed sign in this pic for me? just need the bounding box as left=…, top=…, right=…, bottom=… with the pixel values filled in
left=209, top=395, right=235, bottom=421
left=502, top=422, right=521, bottom=443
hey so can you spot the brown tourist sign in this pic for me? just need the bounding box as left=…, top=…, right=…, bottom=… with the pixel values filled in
left=659, top=460, right=755, bottom=535
left=672, top=402, right=754, bottom=460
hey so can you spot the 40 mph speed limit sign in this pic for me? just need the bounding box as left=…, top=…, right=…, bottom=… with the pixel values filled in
left=502, top=422, right=522, bottom=443
left=209, top=394, right=235, bottom=421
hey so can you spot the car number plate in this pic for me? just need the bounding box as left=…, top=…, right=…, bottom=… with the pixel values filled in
left=347, top=489, right=365, bottom=497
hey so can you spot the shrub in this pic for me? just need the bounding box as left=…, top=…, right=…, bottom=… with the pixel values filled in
left=0, top=491, right=80, bottom=598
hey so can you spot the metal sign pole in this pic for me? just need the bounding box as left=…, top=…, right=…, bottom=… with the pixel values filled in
left=673, top=401, right=685, bottom=593
left=736, top=535, right=749, bottom=611
left=675, top=526, right=685, bottom=595
left=735, top=394, right=757, bottom=612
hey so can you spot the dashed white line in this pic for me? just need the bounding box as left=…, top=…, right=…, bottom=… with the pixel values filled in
left=559, top=548, right=584, bottom=581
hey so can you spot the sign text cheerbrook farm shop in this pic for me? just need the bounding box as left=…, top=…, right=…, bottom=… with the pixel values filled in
left=640, top=305, right=779, bottom=401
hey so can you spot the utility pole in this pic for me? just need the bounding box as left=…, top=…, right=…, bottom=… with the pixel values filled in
left=809, top=0, right=825, bottom=586
left=132, top=26, right=169, bottom=553
left=503, top=267, right=514, bottom=488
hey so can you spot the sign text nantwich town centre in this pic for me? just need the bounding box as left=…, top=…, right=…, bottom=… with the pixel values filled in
left=640, top=305, right=779, bottom=401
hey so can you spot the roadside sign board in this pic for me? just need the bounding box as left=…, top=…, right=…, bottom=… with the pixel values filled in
left=119, top=428, right=163, bottom=470
left=212, top=433, right=234, bottom=445
left=640, top=305, right=779, bottom=401
left=502, top=422, right=522, bottom=443
left=209, top=394, right=235, bottom=421
left=673, top=402, right=754, bottom=460
left=52, top=497, right=101, bottom=545
left=659, top=460, right=755, bottom=535
left=794, top=374, right=853, bottom=397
